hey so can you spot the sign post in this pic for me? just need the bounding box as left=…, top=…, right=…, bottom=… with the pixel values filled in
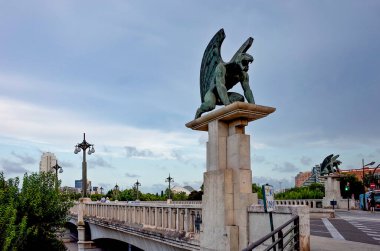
left=263, top=184, right=276, bottom=251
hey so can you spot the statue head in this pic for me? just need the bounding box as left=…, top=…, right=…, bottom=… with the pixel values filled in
left=234, top=53, right=254, bottom=72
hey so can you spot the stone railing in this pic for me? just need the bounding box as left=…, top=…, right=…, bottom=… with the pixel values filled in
left=275, top=199, right=323, bottom=209
left=71, top=201, right=202, bottom=234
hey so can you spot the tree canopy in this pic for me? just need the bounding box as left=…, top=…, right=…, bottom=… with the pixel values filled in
left=274, top=183, right=325, bottom=200
left=0, top=172, right=73, bottom=251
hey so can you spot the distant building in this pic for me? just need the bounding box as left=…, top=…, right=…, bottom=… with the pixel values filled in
left=171, top=185, right=193, bottom=195
left=340, top=167, right=380, bottom=182
left=61, top=186, right=77, bottom=193
left=295, top=171, right=312, bottom=187
left=39, top=152, right=57, bottom=173
left=74, top=179, right=92, bottom=194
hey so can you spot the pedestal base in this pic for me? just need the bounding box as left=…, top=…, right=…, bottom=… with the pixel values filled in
left=187, top=102, right=275, bottom=251
left=320, top=174, right=343, bottom=208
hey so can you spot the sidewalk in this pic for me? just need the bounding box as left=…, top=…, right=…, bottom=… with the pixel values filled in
left=311, top=236, right=380, bottom=251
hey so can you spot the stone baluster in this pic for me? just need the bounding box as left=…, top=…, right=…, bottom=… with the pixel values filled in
left=168, top=208, right=172, bottom=230
left=155, top=207, right=158, bottom=227
left=175, top=208, right=179, bottom=230
left=184, top=209, right=189, bottom=232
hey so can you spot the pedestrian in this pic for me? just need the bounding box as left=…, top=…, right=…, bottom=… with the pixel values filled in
left=370, top=192, right=375, bottom=212
left=194, top=212, right=202, bottom=233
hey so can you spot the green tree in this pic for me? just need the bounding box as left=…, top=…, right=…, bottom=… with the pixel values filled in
left=363, top=173, right=379, bottom=189
left=274, top=183, right=325, bottom=200
left=172, top=191, right=188, bottom=201
left=339, top=174, right=363, bottom=199
left=252, top=183, right=263, bottom=199
left=0, top=172, right=73, bottom=251
left=187, top=190, right=203, bottom=200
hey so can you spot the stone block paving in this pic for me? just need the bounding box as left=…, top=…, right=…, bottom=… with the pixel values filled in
left=329, top=218, right=379, bottom=245
left=311, top=211, right=380, bottom=246
left=310, top=218, right=331, bottom=238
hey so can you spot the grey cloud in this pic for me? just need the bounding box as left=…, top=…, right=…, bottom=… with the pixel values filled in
left=300, top=156, right=312, bottom=166
left=11, top=151, right=36, bottom=164
left=198, top=135, right=207, bottom=146
left=125, top=172, right=140, bottom=178
left=59, top=160, right=74, bottom=168
left=88, top=156, right=113, bottom=169
left=0, top=159, right=28, bottom=174
left=272, top=162, right=299, bottom=173
left=253, top=155, right=266, bottom=163
left=103, top=146, right=110, bottom=153
left=144, top=183, right=167, bottom=194
left=125, top=146, right=155, bottom=158
left=171, top=150, right=198, bottom=168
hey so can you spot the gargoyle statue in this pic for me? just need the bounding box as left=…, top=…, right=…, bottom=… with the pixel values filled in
left=320, top=154, right=342, bottom=175
left=194, top=28, right=255, bottom=119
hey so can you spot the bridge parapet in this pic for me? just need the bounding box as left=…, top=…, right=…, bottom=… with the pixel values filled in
left=70, top=201, right=202, bottom=237
left=275, top=199, right=323, bottom=209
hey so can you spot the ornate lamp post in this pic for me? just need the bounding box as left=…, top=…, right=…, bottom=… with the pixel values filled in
left=114, top=184, right=119, bottom=200
left=165, top=174, right=174, bottom=200
left=51, top=160, right=63, bottom=191
left=74, top=133, right=95, bottom=198
left=134, top=180, right=141, bottom=201
left=362, top=159, right=375, bottom=210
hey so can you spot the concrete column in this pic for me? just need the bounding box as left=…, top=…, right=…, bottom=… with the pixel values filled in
left=186, top=102, right=275, bottom=251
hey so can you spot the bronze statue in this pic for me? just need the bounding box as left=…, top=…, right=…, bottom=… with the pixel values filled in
left=320, top=154, right=341, bottom=175
left=194, top=29, right=255, bottom=119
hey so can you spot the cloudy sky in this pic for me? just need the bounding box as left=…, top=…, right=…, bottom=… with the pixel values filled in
left=1, top=1, right=379, bottom=193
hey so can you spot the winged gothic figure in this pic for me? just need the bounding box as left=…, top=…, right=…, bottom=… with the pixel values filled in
left=320, top=154, right=342, bottom=175
left=194, top=29, right=255, bottom=119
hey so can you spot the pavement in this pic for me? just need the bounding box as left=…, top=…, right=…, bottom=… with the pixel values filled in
left=311, top=235, right=380, bottom=251
left=310, top=209, right=380, bottom=250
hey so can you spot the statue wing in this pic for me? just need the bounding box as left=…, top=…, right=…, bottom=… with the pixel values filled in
left=200, top=29, right=226, bottom=102
left=321, top=154, right=334, bottom=172
left=229, top=36, right=254, bottom=63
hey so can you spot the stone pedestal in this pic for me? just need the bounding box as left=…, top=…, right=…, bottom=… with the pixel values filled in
left=186, top=102, right=275, bottom=251
left=320, top=174, right=342, bottom=208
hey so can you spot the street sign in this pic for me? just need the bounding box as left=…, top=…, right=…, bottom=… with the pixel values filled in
left=263, top=184, right=275, bottom=212
left=370, top=183, right=375, bottom=189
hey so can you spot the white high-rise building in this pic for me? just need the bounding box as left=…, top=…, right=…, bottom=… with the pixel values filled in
left=39, top=152, right=57, bottom=173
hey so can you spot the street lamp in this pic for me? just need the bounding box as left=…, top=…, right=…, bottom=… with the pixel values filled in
left=362, top=159, right=375, bottom=210
left=74, top=133, right=95, bottom=198
left=165, top=174, right=174, bottom=200
left=134, top=180, right=141, bottom=201
left=51, top=160, right=63, bottom=191
left=100, top=186, right=103, bottom=195
left=114, top=184, right=119, bottom=200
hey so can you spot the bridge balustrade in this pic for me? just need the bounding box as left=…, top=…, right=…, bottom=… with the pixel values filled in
left=275, top=199, right=323, bottom=209
left=71, top=201, right=202, bottom=234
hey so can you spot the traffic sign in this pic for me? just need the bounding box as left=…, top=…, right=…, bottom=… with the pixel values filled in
left=263, top=184, right=275, bottom=212
left=370, top=183, right=375, bottom=189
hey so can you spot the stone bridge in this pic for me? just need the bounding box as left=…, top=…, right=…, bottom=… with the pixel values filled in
left=68, top=200, right=202, bottom=250
left=67, top=199, right=310, bottom=251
